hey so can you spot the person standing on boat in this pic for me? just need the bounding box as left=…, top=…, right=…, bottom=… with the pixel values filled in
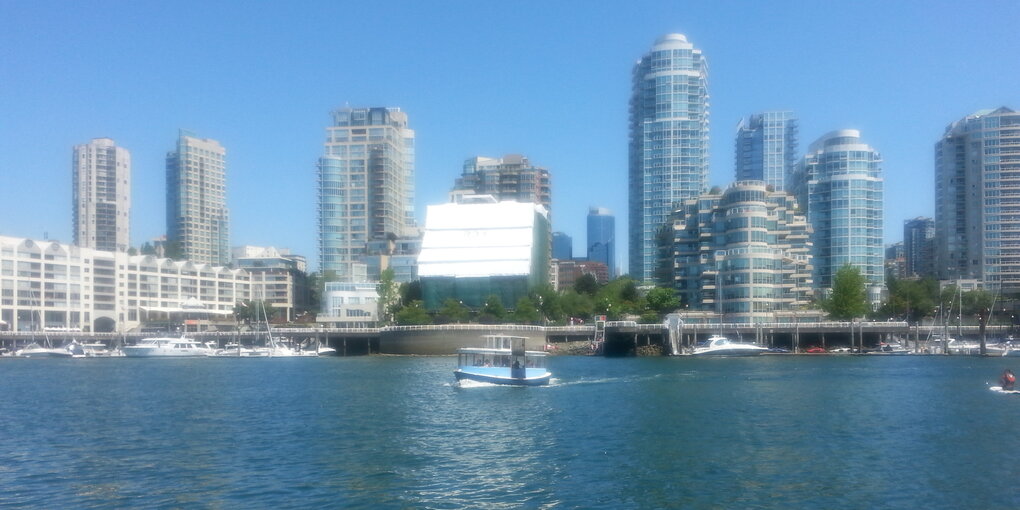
left=1001, top=369, right=1016, bottom=390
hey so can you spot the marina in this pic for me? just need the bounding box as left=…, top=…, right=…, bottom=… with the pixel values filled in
left=2, top=321, right=1017, bottom=358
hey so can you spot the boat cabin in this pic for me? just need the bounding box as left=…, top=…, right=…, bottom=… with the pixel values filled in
left=456, top=335, right=547, bottom=372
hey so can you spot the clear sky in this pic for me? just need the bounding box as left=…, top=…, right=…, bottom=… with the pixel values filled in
left=1, top=0, right=1017, bottom=272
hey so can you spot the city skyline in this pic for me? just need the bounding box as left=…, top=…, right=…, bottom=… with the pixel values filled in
left=2, top=1, right=1018, bottom=272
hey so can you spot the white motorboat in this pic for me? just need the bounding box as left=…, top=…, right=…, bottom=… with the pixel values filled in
left=691, top=335, right=768, bottom=356
left=82, top=342, right=124, bottom=357
left=123, top=336, right=213, bottom=357
left=16, top=341, right=74, bottom=358
left=867, top=342, right=911, bottom=355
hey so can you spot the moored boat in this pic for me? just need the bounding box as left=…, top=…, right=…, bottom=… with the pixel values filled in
left=454, top=335, right=551, bottom=386
left=123, top=336, right=213, bottom=357
left=691, top=335, right=768, bottom=356
left=16, top=342, right=74, bottom=358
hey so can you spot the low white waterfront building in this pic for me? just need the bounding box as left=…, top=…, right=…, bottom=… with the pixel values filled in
left=0, top=235, right=251, bottom=332
left=318, top=281, right=379, bottom=328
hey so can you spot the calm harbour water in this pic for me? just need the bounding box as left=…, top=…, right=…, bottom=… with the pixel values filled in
left=0, top=355, right=1017, bottom=509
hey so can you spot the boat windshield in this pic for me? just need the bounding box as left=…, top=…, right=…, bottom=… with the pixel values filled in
left=458, top=351, right=546, bottom=369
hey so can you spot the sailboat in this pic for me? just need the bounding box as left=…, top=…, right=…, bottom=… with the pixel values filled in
left=16, top=295, right=73, bottom=358
left=257, top=299, right=298, bottom=357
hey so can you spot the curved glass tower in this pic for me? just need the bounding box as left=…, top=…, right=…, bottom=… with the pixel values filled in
left=790, top=130, right=884, bottom=291
left=628, top=33, right=709, bottom=282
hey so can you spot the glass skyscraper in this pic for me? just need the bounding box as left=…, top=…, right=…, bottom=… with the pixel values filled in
left=73, top=138, right=131, bottom=252
left=935, top=107, right=1020, bottom=292
left=552, top=232, right=572, bottom=260
left=166, top=131, right=229, bottom=265
left=586, top=207, right=615, bottom=277
left=734, top=111, right=798, bottom=191
left=903, top=217, right=935, bottom=278
left=318, top=107, right=415, bottom=281
left=790, top=130, right=884, bottom=291
left=628, top=33, right=709, bottom=282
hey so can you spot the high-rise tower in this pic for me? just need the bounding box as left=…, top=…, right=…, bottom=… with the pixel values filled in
left=587, top=207, right=615, bottom=277
left=318, top=107, right=415, bottom=281
left=790, top=130, right=884, bottom=291
left=450, top=154, right=551, bottom=212
left=935, top=107, right=1020, bottom=292
left=166, top=131, right=229, bottom=265
left=735, top=111, right=798, bottom=191
left=73, top=138, right=131, bottom=252
left=903, top=217, right=935, bottom=278
left=629, top=33, right=709, bottom=282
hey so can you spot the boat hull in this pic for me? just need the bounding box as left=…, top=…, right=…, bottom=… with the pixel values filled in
left=17, top=349, right=73, bottom=358
left=454, top=369, right=551, bottom=386
left=691, top=348, right=766, bottom=357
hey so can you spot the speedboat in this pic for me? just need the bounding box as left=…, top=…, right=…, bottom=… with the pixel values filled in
left=867, top=342, right=911, bottom=355
left=123, top=336, right=213, bottom=357
left=454, top=335, right=551, bottom=386
left=691, top=335, right=768, bottom=356
left=16, top=341, right=74, bottom=358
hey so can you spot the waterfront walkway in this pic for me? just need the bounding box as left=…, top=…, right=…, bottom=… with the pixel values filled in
left=0, top=321, right=1013, bottom=356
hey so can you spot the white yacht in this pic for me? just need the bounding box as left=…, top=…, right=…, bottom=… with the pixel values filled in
left=691, top=335, right=768, bottom=356
left=123, top=336, right=213, bottom=357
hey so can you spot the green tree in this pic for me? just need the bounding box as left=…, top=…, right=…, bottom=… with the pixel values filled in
left=594, top=296, right=618, bottom=319
left=435, top=298, right=471, bottom=324
left=512, top=296, right=542, bottom=324
left=140, top=242, right=156, bottom=256
left=594, top=277, right=646, bottom=318
left=645, top=286, right=681, bottom=319
left=233, top=299, right=276, bottom=325
left=531, top=284, right=563, bottom=323
left=823, top=265, right=869, bottom=320
left=377, top=269, right=399, bottom=325
left=163, top=239, right=183, bottom=260
left=880, top=277, right=937, bottom=323
left=395, top=300, right=432, bottom=325
left=559, top=290, right=594, bottom=322
left=478, top=294, right=507, bottom=324
left=962, top=289, right=996, bottom=317
left=400, top=279, right=422, bottom=304
left=574, top=273, right=599, bottom=296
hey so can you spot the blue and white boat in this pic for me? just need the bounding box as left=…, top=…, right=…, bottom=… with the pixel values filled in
left=454, top=335, right=551, bottom=386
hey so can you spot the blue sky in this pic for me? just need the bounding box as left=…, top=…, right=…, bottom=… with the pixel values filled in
left=1, top=1, right=1017, bottom=272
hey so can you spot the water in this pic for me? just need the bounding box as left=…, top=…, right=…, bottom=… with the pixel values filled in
left=0, top=355, right=1017, bottom=509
